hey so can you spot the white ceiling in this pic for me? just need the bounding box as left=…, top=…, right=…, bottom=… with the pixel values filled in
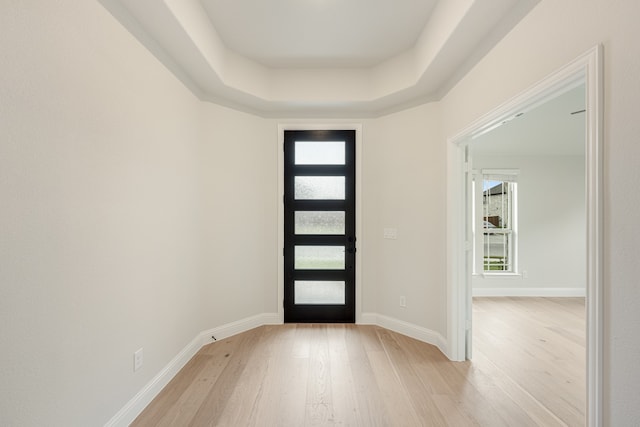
left=202, top=0, right=438, bottom=68
left=471, top=84, right=586, bottom=156
left=98, top=0, right=540, bottom=117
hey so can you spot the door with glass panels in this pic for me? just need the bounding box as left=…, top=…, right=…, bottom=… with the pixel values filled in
left=284, top=130, right=356, bottom=323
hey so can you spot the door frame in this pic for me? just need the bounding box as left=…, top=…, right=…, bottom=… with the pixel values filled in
left=278, top=124, right=363, bottom=323
left=446, top=45, right=603, bottom=425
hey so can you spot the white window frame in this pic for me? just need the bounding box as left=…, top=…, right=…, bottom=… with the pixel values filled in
left=472, top=169, right=519, bottom=275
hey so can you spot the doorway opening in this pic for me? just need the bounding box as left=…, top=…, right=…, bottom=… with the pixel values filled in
left=447, top=46, right=603, bottom=425
left=469, top=82, right=587, bottom=424
left=283, top=129, right=356, bottom=323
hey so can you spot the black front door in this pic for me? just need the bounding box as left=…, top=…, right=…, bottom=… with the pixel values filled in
left=284, top=130, right=356, bottom=323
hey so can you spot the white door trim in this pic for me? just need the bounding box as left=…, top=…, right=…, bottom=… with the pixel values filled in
left=277, top=124, right=363, bottom=324
left=446, top=45, right=603, bottom=426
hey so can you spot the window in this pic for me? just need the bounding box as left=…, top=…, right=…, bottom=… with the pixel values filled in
left=473, top=170, right=518, bottom=274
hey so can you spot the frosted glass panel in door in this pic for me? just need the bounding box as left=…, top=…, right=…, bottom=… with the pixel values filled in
left=295, top=246, right=345, bottom=270
left=295, top=211, right=345, bottom=235
left=295, top=176, right=345, bottom=200
left=295, top=281, right=345, bottom=305
left=295, top=140, right=345, bottom=165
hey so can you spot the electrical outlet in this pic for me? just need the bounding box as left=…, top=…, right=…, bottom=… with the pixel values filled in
left=400, top=296, right=406, bottom=308
left=134, top=348, right=144, bottom=372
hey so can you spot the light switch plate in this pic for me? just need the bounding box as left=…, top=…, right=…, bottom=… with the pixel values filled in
left=383, top=228, right=398, bottom=239
left=134, top=348, right=143, bottom=372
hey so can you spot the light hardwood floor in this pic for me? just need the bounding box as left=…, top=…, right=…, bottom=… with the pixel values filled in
left=132, top=297, right=585, bottom=426
left=472, top=297, right=585, bottom=426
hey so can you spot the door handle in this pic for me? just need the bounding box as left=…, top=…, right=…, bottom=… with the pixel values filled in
left=347, top=236, right=357, bottom=254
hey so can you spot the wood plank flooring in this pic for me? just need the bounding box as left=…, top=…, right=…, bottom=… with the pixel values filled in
left=472, top=297, right=585, bottom=426
left=132, top=297, right=585, bottom=426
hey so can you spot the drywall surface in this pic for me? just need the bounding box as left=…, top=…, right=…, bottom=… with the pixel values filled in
left=0, top=1, right=205, bottom=425
left=363, top=103, right=446, bottom=335
left=471, top=155, right=586, bottom=294
left=442, top=0, right=640, bottom=423
left=199, top=103, right=278, bottom=324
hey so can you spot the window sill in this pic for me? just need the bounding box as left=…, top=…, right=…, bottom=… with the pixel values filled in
left=474, top=272, right=522, bottom=278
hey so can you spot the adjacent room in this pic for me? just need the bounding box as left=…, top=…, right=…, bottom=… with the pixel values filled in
left=470, top=84, right=587, bottom=425
left=2, top=0, right=639, bottom=426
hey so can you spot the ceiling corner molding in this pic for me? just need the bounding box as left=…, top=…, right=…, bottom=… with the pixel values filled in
left=98, top=0, right=540, bottom=118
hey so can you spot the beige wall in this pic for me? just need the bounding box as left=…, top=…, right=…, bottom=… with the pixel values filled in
left=0, top=1, right=287, bottom=423
left=199, top=103, right=277, bottom=326
left=362, top=104, right=446, bottom=334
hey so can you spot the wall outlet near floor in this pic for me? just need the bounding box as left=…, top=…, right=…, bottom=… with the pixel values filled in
left=400, top=296, right=406, bottom=308
left=134, top=348, right=144, bottom=372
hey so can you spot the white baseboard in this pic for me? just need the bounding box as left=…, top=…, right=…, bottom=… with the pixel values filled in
left=472, top=287, right=586, bottom=297
left=104, top=313, right=281, bottom=427
left=360, top=312, right=448, bottom=356
left=200, top=313, right=282, bottom=345
left=359, top=312, right=378, bottom=325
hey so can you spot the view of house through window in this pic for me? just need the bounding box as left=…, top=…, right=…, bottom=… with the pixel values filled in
left=474, top=171, right=518, bottom=273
